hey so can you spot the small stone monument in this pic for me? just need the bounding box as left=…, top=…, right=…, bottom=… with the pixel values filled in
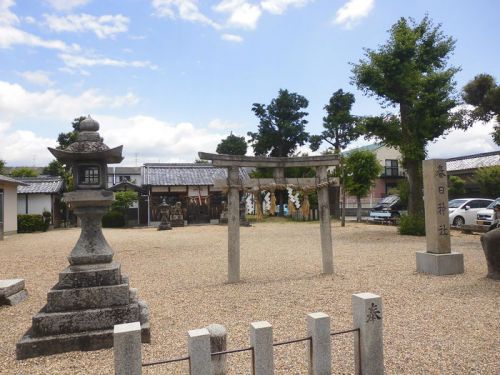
left=16, top=116, right=150, bottom=359
left=170, top=201, right=184, bottom=227
left=416, top=159, right=464, bottom=275
left=480, top=226, right=500, bottom=280
left=158, top=199, right=172, bottom=230
left=0, top=279, right=28, bottom=306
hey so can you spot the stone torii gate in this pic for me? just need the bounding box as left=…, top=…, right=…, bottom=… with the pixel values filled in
left=198, top=152, right=340, bottom=283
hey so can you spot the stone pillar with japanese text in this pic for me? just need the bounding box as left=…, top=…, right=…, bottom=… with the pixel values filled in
left=416, top=159, right=464, bottom=275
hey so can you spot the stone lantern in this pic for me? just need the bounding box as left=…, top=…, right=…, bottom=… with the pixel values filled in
left=158, top=198, right=172, bottom=230
left=16, top=116, right=150, bottom=359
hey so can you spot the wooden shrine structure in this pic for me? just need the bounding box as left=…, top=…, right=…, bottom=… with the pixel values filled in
left=198, top=152, right=340, bottom=283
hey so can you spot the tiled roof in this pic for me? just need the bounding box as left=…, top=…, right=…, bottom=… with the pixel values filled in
left=0, top=174, right=28, bottom=186
left=17, top=177, right=64, bottom=194
left=446, top=151, right=500, bottom=172
left=109, top=180, right=144, bottom=192
left=143, top=164, right=250, bottom=186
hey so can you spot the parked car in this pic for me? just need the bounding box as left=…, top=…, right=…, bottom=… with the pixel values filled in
left=448, top=198, right=494, bottom=227
left=476, top=198, right=500, bottom=226
left=369, top=195, right=407, bottom=221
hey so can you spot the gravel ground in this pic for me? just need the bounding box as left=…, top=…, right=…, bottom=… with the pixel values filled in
left=0, top=221, right=498, bottom=374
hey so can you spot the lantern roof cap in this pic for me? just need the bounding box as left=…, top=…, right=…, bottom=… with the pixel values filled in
left=79, top=115, right=100, bottom=132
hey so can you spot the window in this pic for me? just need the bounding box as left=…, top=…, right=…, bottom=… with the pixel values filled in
left=469, top=200, right=492, bottom=209
left=384, top=160, right=399, bottom=176
left=78, top=166, right=100, bottom=185
left=119, top=175, right=131, bottom=182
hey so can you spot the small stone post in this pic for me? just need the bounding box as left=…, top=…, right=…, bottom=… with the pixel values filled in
left=316, top=166, right=334, bottom=274
left=416, top=159, right=464, bottom=275
left=352, top=293, right=384, bottom=375
left=206, top=324, right=227, bottom=375
left=188, top=328, right=212, bottom=375
left=250, top=321, right=274, bottom=375
left=227, top=166, right=240, bottom=283
left=307, top=312, right=331, bottom=375
left=114, top=322, right=142, bottom=375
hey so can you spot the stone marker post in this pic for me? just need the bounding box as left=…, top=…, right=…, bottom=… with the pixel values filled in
left=307, top=312, right=331, bottom=375
left=317, top=166, right=334, bottom=274
left=114, top=322, right=142, bottom=375
left=188, top=328, right=212, bottom=375
left=352, top=293, right=384, bottom=375
left=416, top=159, right=464, bottom=275
left=250, top=321, right=274, bottom=375
left=207, top=324, right=227, bottom=375
left=227, top=166, right=240, bottom=283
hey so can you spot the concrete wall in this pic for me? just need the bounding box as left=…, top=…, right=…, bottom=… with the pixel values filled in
left=17, top=194, right=52, bottom=215
left=1, top=184, right=18, bottom=234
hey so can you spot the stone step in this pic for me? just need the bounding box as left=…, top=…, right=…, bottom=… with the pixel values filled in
left=32, top=303, right=140, bottom=336
left=0, top=289, right=28, bottom=306
left=58, top=262, right=122, bottom=289
left=46, top=283, right=130, bottom=312
left=0, top=279, right=25, bottom=298
left=16, top=321, right=150, bottom=360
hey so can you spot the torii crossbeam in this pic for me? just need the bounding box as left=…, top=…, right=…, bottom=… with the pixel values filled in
left=198, top=152, right=340, bottom=283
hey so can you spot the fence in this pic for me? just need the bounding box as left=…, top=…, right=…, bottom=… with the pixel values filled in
left=114, top=292, right=384, bottom=375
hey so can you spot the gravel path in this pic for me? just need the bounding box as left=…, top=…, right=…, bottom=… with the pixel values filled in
left=0, top=222, right=498, bottom=374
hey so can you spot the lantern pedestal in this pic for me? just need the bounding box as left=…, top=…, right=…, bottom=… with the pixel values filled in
left=16, top=189, right=150, bottom=359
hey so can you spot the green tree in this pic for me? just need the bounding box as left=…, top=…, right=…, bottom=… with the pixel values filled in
left=216, top=132, right=247, bottom=155
left=462, top=74, right=500, bottom=145
left=111, top=190, right=138, bottom=227
left=57, top=116, right=86, bottom=149
left=344, top=150, right=382, bottom=222
left=248, top=89, right=310, bottom=157
left=11, top=167, right=38, bottom=177
left=448, top=175, right=466, bottom=198
left=474, top=166, right=500, bottom=197
left=43, top=160, right=66, bottom=177
left=0, top=160, right=5, bottom=174
left=352, top=16, right=465, bottom=216
left=310, top=89, right=361, bottom=153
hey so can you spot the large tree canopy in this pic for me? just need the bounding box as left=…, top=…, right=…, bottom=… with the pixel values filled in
left=352, top=16, right=464, bottom=215
left=57, top=116, right=86, bottom=149
left=310, top=89, right=361, bottom=153
left=216, top=132, right=247, bottom=155
left=463, top=74, right=500, bottom=145
left=248, top=89, right=310, bottom=157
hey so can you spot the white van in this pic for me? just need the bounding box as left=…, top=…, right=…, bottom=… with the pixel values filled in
left=476, top=198, right=500, bottom=226
left=448, top=198, right=493, bottom=227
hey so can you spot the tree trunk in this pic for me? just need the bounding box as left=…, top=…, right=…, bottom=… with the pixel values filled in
left=356, top=195, right=362, bottom=222
left=406, top=159, right=424, bottom=216
left=341, top=182, right=346, bottom=227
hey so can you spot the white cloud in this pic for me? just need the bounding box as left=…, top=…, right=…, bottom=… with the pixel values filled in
left=59, top=53, right=158, bottom=70
left=221, top=33, right=243, bottom=42
left=333, top=0, right=374, bottom=29
left=44, top=13, right=129, bottom=39
left=44, top=0, right=91, bottom=12
left=208, top=118, right=243, bottom=130
left=214, top=0, right=262, bottom=30
left=0, top=122, right=56, bottom=166
left=97, top=115, right=228, bottom=164
left=23, top=16, right=36, bottom=24
left=152, top=0, right=221, bottom=29
left=427, top=119, right=499, bottom=159
left=17, top=70, right=55, bottom=86
left=0, top=80, right=139, bottom=121
left=260, top=0, right=311, bottom=15
left=0, top=0, right=80, bottom=51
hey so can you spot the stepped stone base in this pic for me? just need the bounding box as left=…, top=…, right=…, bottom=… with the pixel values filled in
left=416, top=251, right=464, bottom=276
left=16, top=262, right=150, bottom=359
left=0, top=279, right=28, bottom=306
left=17, top=322, right=150, bottom=360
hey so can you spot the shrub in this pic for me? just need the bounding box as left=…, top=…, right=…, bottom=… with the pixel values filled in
left=17, top=214, right=49, bottom=233
left=398, top=214, right=426, bottom=236
left=102, top=210, right=125, bottom=228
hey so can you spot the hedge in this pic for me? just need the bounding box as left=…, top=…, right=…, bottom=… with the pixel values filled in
left=17, top=214, right=49, bottom=233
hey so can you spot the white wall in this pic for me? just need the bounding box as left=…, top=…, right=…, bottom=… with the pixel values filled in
left=17, top=194, right=52, bottom=215
left=1, top=184, right=18, bottom=234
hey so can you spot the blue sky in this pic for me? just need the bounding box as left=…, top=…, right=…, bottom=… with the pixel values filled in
left=0, top=0, right=499, bottom=166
